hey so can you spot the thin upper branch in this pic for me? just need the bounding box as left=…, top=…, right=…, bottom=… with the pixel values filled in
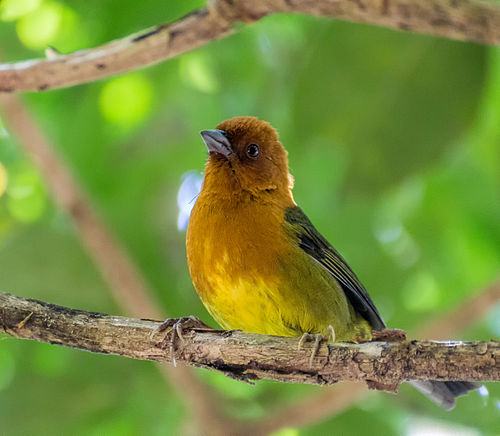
left=1, top=0, right=500, bottom=93
left=1, top=291, right=498, bottom=387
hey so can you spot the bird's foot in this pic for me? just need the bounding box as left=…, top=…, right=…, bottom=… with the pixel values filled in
left=298, top=325, right=336, bottom=367
left=155, top=316, right=213, bottom=366
left=157, top=315, right=212, bottom=335
left=298, top=332, right=315, bottom=351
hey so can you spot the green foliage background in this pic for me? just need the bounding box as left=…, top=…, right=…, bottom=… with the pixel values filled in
left=1, top=0, right=499, bottom=434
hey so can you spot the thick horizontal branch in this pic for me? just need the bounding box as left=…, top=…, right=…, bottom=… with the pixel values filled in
left=1, top=291, right=498, bottom=388
left=1, top=0, right=500, bottom=92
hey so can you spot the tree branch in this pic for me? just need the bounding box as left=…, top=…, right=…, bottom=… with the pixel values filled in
left=1, top=291, right=498, bottom=388
left=1, top=0, right=500, bottom=93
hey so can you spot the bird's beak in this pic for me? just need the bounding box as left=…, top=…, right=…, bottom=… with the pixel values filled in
left=200, top=129, right=232, bottom=157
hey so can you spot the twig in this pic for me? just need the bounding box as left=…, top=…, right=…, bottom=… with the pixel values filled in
left=0, top=94, right=234, bottom=436
left=1, top=291, right=498, bottom=386
left=1, top=0, right=500, bottom=92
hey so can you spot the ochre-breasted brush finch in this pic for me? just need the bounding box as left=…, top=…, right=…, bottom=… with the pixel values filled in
left=187, top=116, right=477, bottom=409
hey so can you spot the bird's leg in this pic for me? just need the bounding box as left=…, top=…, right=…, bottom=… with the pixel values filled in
left=298, top=326, right=336, bottom=367
left=327, top=325, right=336, bottom=343
left=154, top=316, right=213, bottom=366
left=309, top=333, right=324, bottom=367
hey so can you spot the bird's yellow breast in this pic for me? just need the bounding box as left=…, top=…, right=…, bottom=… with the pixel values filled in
left=186, top=193, right=295, bottom=336
left=186, top=191, right=372, bottom=340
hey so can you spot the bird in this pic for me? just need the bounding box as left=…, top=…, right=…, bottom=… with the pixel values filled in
left=185, top=116, right=477, bottom=410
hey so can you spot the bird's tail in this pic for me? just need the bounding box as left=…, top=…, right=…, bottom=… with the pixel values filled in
left=409, top=380, right=478, bottom=410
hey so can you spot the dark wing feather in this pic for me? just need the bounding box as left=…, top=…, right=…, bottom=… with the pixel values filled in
left=285, top=208, right=478, bottom=408
left=285, top=206, right=386, bottom=330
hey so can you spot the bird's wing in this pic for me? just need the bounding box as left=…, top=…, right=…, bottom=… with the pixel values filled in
left=284, top=206, right=386, bottom=330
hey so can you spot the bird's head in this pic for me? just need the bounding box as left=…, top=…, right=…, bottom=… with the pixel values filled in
left=200, top=117, right=293, bottom=197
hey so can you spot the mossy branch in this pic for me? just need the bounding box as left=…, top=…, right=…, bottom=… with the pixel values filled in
left=1, top=0, right=500, bottom=93
left=1, top=291, right=498, bottom=388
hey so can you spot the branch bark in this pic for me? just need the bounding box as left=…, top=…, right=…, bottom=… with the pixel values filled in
left=1, top=291, right=498, bottom=387
left=1, top=0, right=500, bottom=93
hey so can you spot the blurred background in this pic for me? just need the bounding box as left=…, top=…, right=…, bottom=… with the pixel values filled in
left=0, top=0, right=499, bottom=434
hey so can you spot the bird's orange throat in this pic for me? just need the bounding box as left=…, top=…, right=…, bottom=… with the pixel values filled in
left=202, top=153, right=293, bottom=199
left=201, top=157, right=241, bottom=198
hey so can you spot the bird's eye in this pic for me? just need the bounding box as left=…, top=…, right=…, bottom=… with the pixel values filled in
left=246, top=143, right=260, bottom=159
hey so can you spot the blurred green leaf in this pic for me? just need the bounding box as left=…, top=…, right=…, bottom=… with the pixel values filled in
left=0, top=344, right=15, bottom=391
left=99, top=74, right=154, bottom=127
left=5, top=164, right=46, bottom=223
left=16, top=1, right=68, bottom=50
left=0, top=0, right=41, bottom=22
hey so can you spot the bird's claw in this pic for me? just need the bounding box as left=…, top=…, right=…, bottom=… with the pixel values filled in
left=154, top=316, right=212, bottom=366
left=298, top=332, right=315, bottom=351
left=298, top=325, right=336, bottom=367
